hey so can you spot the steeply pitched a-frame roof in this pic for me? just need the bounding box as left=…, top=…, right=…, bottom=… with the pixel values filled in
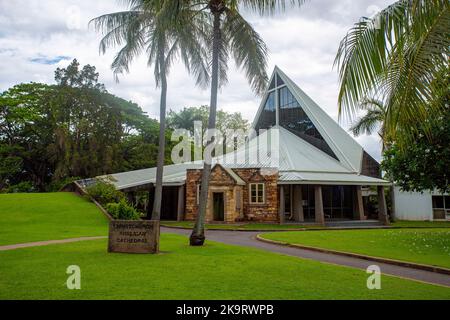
left=252, top=67, right=364, bottom=173
left=88, top=67, right=390, bottom=190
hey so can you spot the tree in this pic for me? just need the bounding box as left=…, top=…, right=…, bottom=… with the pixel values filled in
left=0, top=61, right=160, bottom=192
left=349, top=98, right=389, bottom=152
left=167, top=105, right=249, bottom=134
left=335, top=0, right=449, bottom=145
left=190, top=0, right=307, bottom=246
left=91, top=0, right=209, bottom=221
left=382, top=105, right=450, bottom=194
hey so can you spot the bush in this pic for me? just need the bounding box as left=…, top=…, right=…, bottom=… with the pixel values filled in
left=49, top=176, right=81, bottom=192
left=5, top=181, right=35, bottom=193
left=106, top=199, right=141, bottom=220
left=86, top=180, right=125, bottom=206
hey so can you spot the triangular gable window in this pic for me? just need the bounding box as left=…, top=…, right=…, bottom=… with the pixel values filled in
left=277, top=75, right=285, bottom=86
left=255, top=91, right=276, bottom=131
left=268, top=77, right=276, bottom=90
left=278, top=86, right=337, bottom=159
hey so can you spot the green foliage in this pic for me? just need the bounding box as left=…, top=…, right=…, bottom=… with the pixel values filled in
left=0, top=60, right=165, bottom=192
left=382, top=106, right=450, bottom=194
left=335, top=0, right=449, bottom=143
left=106, top=199, right=141, bottom=220
left=4, top=181, right=35, bottom=194
left=48, top=177, right=81, bottom=192
left=86, top=180, right=125, bottom=206
left=167, top=105, right=250, bottom=134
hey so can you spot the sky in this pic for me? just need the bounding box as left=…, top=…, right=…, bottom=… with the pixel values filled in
left=0, top=0, right=396, bottom=161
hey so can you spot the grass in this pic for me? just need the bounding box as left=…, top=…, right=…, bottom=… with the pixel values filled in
left=162, top=221, right=323, bottom=230
left=163, top=220, right=450, bottom=230
left=392, top=220, right=450, bottom=228
left=261, top=229, right=450, bottom=269
left=0, top=193, right=108, bottom=246
left=0, top=233, right=449, bottom=300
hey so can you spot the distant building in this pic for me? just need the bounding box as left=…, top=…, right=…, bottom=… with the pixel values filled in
left=393, top=188, right=450, bottom=221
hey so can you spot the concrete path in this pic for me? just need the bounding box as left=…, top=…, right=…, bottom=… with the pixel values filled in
left=0, top=236, right=107, bottom=251
left=161, top=227, right=450, bottom=288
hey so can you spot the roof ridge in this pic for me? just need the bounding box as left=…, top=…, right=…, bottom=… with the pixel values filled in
left=275, top=68, right=361, bottom=172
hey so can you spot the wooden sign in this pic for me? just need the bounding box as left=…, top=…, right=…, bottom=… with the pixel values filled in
left=108, top=220, right=159, bottom=254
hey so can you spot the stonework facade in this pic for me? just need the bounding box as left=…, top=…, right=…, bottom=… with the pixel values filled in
left=233, top=168, right=279, bottom=222
left=185, top=165, right=279, bottom=223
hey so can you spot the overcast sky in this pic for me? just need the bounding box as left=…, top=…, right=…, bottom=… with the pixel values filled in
left=0, top=0, right=396, bottom=161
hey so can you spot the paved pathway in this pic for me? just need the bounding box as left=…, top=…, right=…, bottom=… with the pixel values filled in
left=161, top=227, right=450, bottom=288
left=0, top=236, right=107, bottom=251
left=1, top=228, right=448, bottom=288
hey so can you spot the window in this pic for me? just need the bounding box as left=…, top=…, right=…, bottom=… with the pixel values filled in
left=278, top=86, right=338, bottom=159
left=255, top=91, right=276, bottom=131
left=249, top=183, right=265, bottom=204
left=432, top=196, right=444, bottom=209
left=268, top=77, right=276, bottom=90
left=277, top=74, right=285, bottom=86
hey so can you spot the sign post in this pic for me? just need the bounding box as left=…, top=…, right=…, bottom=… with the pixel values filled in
left=108, top=220, right=160, bottom=254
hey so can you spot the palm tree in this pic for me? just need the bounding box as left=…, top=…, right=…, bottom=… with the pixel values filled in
left=189, top=0, right=307, bottom=246
left=335, top=0, right=449, bottom=145
left=91, top=0, right=209, bottom=221
left=349, top=98, right=389, bottom=152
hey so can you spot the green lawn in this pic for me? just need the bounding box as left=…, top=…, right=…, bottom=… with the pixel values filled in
left=261, top=229, right=450, bottom=269
left=163, top=220, right=450, bottom=230
left=392, top=220, right=450, bottom=228
left=0, top=193, right=108, bottom=245
left=162, top=221, right=322, bottom=230
left=0, top=233, right=449, bottom=300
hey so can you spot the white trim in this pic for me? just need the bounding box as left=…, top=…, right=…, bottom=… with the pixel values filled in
left=277, top=180, right=391, bottom=186
left=249, top=183, right=265, bottom=204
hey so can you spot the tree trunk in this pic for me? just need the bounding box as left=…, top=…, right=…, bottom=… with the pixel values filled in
left=150, top=47, right=168, bottom=221
left=190, top=11, right=221, bottom=246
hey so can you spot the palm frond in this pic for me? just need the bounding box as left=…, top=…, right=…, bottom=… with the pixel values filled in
left=335, top=0, right=449, bottom=144
left=240, top=0, right=308, bottom=15
left=223, top=9, right=268, bottom=95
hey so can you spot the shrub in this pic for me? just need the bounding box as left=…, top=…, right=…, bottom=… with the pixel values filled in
left=49, top=176, right=81, bottom=192
left=5, top=181, right=35, bottom=193
left=106, top=199, right=141, bottom=220
left=86, top=180, right=125, bottom=206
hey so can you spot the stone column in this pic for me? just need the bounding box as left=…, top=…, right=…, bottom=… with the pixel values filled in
left=315, top=185, right=325, bottom=225
left=279, top=186, right=285, bottom=224
left=353, top=186, right=365, bottom=220
left=377, top=186, right=390, bottom=225
left=177, top=185, right=185, bottom=222
left=293, top=185, right=304, bottom=222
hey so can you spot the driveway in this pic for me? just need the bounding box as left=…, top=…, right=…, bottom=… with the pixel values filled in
left=161, top=227, right=450, bottom=288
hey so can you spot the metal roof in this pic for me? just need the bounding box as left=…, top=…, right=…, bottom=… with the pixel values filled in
left=278, top=171, right=391, bottom=186
left=252, top=67, right=364, bottom=173
left=96, top=67, right=390, bottom=190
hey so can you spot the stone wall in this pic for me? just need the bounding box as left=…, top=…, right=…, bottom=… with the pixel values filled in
left=233, top=168, right=279, bottom=222
left=185, top=166, right=279, bottom=223
left=185, top=165, right=243, bottom=223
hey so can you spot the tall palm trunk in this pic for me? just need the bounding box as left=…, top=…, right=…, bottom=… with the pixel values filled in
left=190, top=11, right=221, bottom=246
left=150, top=45, right=168, bottom=221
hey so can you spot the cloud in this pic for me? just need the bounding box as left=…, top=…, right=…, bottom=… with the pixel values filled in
left=30, top=55, right=72, bottom=65
left=0, top=0, right=396, bottom=161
